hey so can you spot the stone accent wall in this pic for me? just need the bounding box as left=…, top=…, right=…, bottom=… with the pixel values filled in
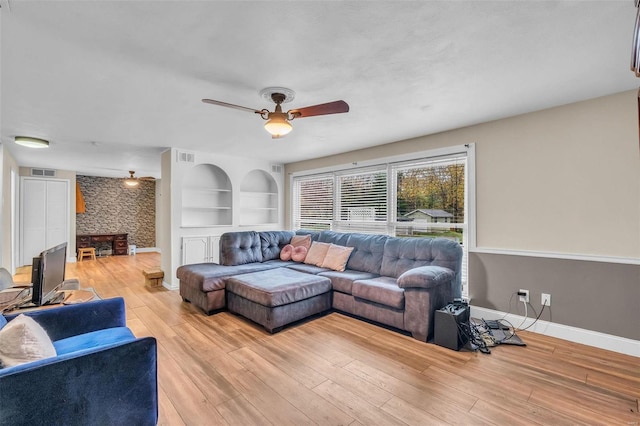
left=76, top=175, right=156, bottom=248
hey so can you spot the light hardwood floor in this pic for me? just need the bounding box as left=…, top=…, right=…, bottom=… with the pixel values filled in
left=16, top=253, right=639, bottom=425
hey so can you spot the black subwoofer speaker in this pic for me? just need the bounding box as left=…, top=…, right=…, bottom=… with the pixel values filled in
left=434, top=303, right=470, bottom=351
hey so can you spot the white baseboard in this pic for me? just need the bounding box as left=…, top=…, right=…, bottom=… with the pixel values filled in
left=470, top=305, right=640, bottom=358
left=162, top=280, right=178, bottom=291
left=134, top=247, right=160, bottom=253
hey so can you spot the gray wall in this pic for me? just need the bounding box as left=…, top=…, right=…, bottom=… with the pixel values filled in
left=76, top=175, right=155, bottom=248
left=470, top=252, right=640, bottom=340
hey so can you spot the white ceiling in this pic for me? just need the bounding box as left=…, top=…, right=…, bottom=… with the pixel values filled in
left=1, top=0, right=638, bottom=179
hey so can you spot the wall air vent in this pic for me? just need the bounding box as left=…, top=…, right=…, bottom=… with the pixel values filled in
left=176, top=151, right=195, bottom=163
left=271, top=164, right=283, bottom=174
left=31, top=168, right=56, bottom=177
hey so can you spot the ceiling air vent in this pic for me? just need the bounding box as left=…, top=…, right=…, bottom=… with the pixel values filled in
left=31, top=168, right=56, bottom=177
left=176, top=151, right=195, bottom=163
left=271, top=164, right=283, bottom=174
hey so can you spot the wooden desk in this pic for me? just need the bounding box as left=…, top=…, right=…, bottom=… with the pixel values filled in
left=77, top=233, right=128, bottom=256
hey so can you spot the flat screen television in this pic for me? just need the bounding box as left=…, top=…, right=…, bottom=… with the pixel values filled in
left=31, top=242, right=68, bottom=306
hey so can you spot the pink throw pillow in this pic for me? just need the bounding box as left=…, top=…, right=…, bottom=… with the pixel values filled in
left=304, top=241, right=331, bottom=266
left=280, top=244, right=294, bottom=261
left=291, top=246, right=308, bottom=262
left=320, top=244, right=354, bottom=272
left=290, top=234, right=312, bottom=250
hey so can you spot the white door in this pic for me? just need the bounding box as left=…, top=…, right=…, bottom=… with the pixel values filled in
left=21, top=178, right=69, bottom=265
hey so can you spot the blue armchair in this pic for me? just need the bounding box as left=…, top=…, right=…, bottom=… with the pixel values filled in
left=0, top=297, right=158, bottom=426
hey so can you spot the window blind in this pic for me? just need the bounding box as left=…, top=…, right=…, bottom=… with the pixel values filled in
left=292, top=174, right=334, bottom=230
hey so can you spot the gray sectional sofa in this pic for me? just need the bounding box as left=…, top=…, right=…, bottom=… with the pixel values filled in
left=177, top=230, right=463, bottom=341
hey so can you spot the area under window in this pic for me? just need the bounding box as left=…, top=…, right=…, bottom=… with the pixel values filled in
left=291, top=144, right=473, bottom=295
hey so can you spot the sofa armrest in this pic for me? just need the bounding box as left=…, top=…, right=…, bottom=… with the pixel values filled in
left=397, top=266, right=454, bottom=289
left=4, top=297, right=126, bottom=341
left=0, top=337, right=157, bottom=426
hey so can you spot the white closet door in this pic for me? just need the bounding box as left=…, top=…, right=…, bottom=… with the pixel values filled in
left=21, top=178, right=69, bottom=266
left=22, top=179, right=47, bottom=264
left=45, top=180, right=68, bottom=247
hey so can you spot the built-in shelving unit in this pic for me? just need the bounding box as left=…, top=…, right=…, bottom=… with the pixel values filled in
left=239, top=169, right=278, bottom=226
left=182, top=164, right=232, bottom=227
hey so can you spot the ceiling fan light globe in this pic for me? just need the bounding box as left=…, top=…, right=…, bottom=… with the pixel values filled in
left=124, top=178, right=139, bottom=187
left=264, top=117, right=292, bottom=137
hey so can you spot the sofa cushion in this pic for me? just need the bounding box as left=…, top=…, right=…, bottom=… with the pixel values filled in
left=352, top=277, right=405, bottom=310
left=304, top=242, right=331, bottom=266
left=345, top=233, right=388, bottom=275
left=260, top=231, right=296, bottom=261
left=397, top=266, right=455, bottom=289
left=226, top=268, right=332, bottom=308
left=176, top=262, right=279, bottom=292
left=54, top=327, right=136, bottom=356
left=286, top=263, right=330, bottom=274
left=320, top=244, right=354, bottom=272
left=319, top=270, right=379, bottom=294
left=381, top=237, right=462, bottom=278
left=220, top=231, right=262, bottom=265
left=280, top=244, right=293, bottom=261
left=317, top=230, right=351, bottom=246
left=0, top=314, right=56, bottom=368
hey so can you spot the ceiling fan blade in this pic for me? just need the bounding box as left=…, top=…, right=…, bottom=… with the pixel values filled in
left=202, top=99, right=262, bottom=114
left=289, top=100, right=349, bottom=119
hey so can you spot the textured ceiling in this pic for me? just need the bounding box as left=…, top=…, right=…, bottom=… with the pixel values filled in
left=1, top=0, right=638, bottom=178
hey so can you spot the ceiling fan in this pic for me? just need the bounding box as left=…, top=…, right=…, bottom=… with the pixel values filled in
left=124, top=171, right=155, bottom=187
left=202, top=87, right=349, bottom=138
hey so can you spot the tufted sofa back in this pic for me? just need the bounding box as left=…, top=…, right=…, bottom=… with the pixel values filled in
left=345, top=233, right=388, bottom=275
left=220, top=231, right=262, bottom=265
left=260, top=231, right=295, bottom=261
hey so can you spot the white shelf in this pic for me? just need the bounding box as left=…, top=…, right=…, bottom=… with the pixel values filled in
left=183, top=206, right=232, bottom=211
left=185, top=188, right=231, bottom=193
left=182, top=164, right=232, bottom=227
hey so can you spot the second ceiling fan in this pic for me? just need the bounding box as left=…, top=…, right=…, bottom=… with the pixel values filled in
left=202, top=87, right=349, bottom=138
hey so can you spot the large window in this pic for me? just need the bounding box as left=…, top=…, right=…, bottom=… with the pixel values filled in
left=291, top=145, right=473, bottom=293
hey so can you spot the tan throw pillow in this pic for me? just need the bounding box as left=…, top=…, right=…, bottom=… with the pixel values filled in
left=320, top=244, right=354, bottom=272
left=280, top=244, right=294, bottom=261
left=0, top=314, right=56, bottom=368
left=291, top=246, right=308, bottom=262
left=303, top=241, right=331, bottom=266
left=290, top=234, right=312, bottom=250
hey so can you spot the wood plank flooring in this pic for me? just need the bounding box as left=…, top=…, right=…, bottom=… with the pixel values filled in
left=15, top=253, right=639, bottom=425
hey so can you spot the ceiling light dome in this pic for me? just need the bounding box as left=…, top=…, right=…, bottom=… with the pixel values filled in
left=15, top=136, right=49, bottom=148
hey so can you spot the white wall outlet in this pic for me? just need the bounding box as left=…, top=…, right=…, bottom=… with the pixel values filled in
left=541, top=293, right=551, bottom=306
left=518, top=289, right=529, bottom=303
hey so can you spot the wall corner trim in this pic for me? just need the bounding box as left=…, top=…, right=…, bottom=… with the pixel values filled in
left=470, top=305, right=639, bottom=358
left=471, top=247, right=640, bottom=265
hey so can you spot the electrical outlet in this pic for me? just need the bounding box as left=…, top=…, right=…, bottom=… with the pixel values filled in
left=518, top=289, right=529, bottom=303
left=541, top=293, right=551, bottom=306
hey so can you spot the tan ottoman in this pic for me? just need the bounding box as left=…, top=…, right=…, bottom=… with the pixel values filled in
left=143, top=269, right=164, bottom=288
